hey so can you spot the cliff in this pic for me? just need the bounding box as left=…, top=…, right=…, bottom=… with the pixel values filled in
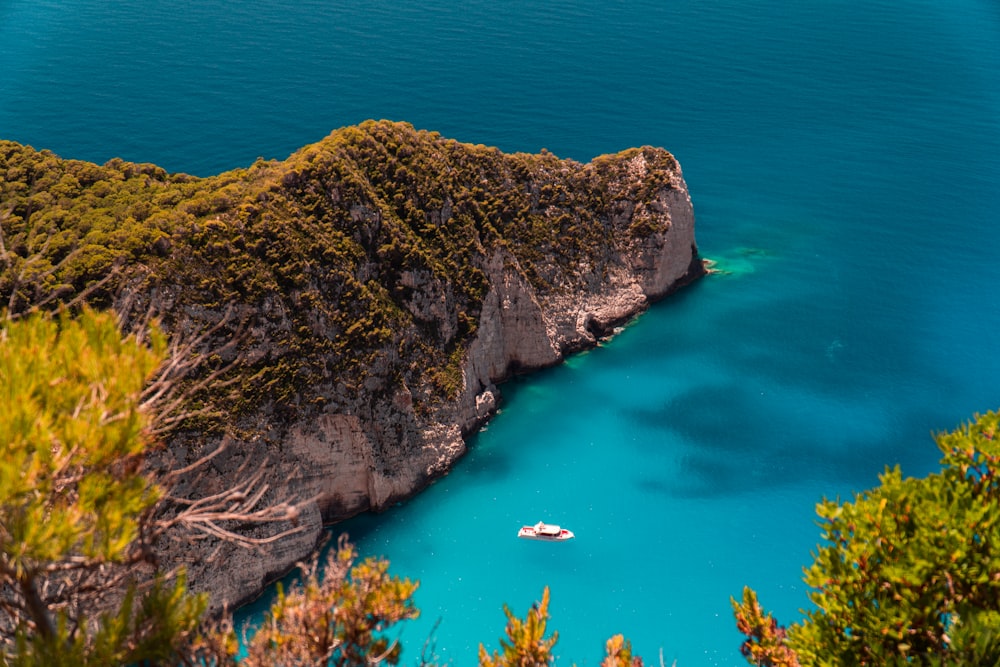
left=0, top=120, right=702, bottom=607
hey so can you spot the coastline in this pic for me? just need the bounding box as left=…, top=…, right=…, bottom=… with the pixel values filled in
left=0, top=122, right=703, bottom=611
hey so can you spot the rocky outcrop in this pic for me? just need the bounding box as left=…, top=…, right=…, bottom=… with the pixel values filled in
left=454, top=153, right=700, bottom=434
left=177, top=142, right=701, bottom=610
left=0, top=122, right=702, bottom=610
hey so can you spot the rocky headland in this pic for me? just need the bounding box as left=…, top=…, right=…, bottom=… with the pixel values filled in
left=0, top=120, right=702, bottom=608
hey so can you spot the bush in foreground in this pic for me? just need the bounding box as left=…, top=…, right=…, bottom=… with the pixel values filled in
left=734, top=411, right=1000, bottom=665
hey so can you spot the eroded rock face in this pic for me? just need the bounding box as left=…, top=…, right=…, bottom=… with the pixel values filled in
left=131, top=126, right=704, bottom=610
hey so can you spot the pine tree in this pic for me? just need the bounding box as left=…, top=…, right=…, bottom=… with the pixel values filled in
left=0, top=307, right=208, bottom=664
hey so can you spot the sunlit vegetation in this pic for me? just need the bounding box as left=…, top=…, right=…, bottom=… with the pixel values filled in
left=1, top=120, right=685, bottom=422
left=734, top=410, right=1000, bottom=665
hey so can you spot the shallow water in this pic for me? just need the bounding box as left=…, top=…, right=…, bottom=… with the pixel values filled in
left=4, top=0, right=1000, bottom=664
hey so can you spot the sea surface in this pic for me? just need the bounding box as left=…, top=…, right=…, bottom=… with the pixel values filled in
left=3, top=1, right=999, bottom=664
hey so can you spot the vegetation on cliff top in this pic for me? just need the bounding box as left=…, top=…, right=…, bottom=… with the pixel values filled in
left=0, top=120, right=686, bottom=422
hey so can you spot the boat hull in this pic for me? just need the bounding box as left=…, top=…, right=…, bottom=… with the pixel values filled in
left=518, top=526, right=575, bottom=541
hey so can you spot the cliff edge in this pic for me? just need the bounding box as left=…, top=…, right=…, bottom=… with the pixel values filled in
left=0, top=120, right=702, bottom=607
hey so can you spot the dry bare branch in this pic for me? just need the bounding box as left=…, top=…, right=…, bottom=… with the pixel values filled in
left=0, top=300, right=313, bottom=656
left=134, top=304, right=248, bottom=438
left=139, top=436, right=313, bottom=553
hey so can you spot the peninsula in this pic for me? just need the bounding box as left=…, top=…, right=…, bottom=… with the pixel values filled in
left=0, top=120, right=703, bottom=607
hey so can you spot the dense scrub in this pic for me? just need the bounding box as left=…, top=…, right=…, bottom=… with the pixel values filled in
left=0, top=120, right=684, bottom=422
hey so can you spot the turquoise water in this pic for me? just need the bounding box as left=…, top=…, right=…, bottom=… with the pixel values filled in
left=4, top=1, right=1000, bottom=664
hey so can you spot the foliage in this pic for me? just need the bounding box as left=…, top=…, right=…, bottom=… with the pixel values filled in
left=0, top=141, right=203, bottom=312
left=479, top=587, right=559, bottom=667
left=241, top=535, right=418, bottom=667
left=731, top=587, right=799, bottom=667
left=478, top=588, right=646, bottom=667
left=0, top=308, right=164, bottom=568
left=0, top=307, right=209, bottom=664
left=7, top=574, right=208, bottom=667
left=734, top=410, right=1000, bottom=666
left=600, top=634, right=644, bottom=667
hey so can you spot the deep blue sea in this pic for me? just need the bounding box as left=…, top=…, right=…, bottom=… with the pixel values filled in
left=3, top=1, right=1000, bottom=664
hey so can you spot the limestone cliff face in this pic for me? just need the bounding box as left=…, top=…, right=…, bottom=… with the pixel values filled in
left=454, top=151, right=700, bottom=434
left=168, top=139, right=701, bottom=610
left=0, top=122, right=701, bottom=609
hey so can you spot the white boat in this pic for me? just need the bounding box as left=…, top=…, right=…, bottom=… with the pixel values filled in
left=518, top=521, right=575, bottom=541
